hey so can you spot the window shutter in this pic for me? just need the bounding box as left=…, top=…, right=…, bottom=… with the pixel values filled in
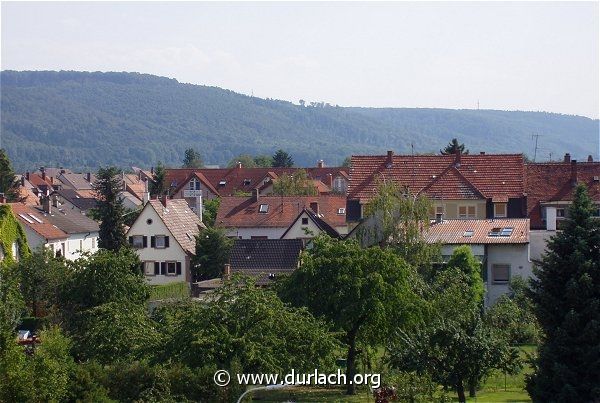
left=165, top=236, right=170, bottom=248
left=140, top=262, right=144, bottom=274
left=160, top=262, right=166, bottom=275
left=143, top=236, right=148, bottom=248
left=150, top=236, right=156, bottom=248
left=154, top=262, right=160, bottom=275
left=128, top=236, right=133, bottom=245
left=176, top=261, right=182, bottom=275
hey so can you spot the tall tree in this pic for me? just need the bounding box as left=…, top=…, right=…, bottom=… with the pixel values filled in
left=227, top=154, right=256, bottom=168
left=527, top=184, right=600, bottom=402
left=182, top=148, right=204, bottom=168
left=445, top=245, right=484, bottom=307
left=0, top=149, right=19, bottom=201
left=253, top=154, right=274, bottom=168
left=341, top=156, right=352, bottom=168
left=278, top=236, right=418, bottom=395
left=272, top=149, right=294, bottom=167
left=93, top=167, right=127, bottom=251
left=441, top=138, right=469, bottom=155
left=149, top=162, right=167, bottom=197
left=272, top=169, right=318, bottom=196
left=201, top=198, right=220, bottom=228
left=191, top=227, right=233, bottom=281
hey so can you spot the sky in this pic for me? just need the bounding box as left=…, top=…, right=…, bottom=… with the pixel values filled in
left=1, top=1, right=599, bottom=119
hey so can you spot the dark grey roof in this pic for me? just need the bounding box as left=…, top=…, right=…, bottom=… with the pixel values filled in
left=57, top=173, right=97, bottom=190
left=281, top=208, right=340, bottom=239
left=54, top=189, right=98, bottom=211
left=230, top=239, right=303, bottom=284
left=33, top=206, right=99, bottom=234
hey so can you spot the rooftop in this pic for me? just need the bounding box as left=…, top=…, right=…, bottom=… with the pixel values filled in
left=148, top=199, right=206, bottom=254
left=426, top=218, right=530, bottom=244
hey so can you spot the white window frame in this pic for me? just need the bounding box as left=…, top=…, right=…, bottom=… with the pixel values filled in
left=155, top=235, right=167, bottom=249
left=144, top=261, right=155, bottom=276
left=492, top=264, right=511, bottom=284
left=188, top=178, right=201, bottom=191
left=337, top=208, right=346, bottom=215
left=166, top=261, right=177, bottom=276
left=494, top=203, right=507, bottom=218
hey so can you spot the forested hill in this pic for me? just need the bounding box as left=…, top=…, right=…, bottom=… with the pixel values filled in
left=1, top=70, right=598, bottom=171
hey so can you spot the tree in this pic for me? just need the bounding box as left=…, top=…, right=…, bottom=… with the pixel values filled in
left=0, top=149, right=19, bottom=201
left=278, top=236, right=418, bottom=395
left=272, top=169, right=318, bottom=196
left=441, top=138, right=469, bottom=155
left=149, top=162, right=167, bottom=197
left=191, top=227, right=233, bottom=281
left=445, top=245, right=484, bottom=306
left=253, top=154, right=274, bottom=168
left=202, top=197, right=220, bottom=228
left=527, top=184, right=600, bottom=402
left=227, top=154, right=256, bottom=168
left=341, top=156, right=352, bottom=168
left=93, top=167, right=127, bottom=251
left=272, top=149, right=294, bottom=167
left=182, top=148, right=204, bottom=168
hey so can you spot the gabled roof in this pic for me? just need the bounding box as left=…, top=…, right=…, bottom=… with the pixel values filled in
left=171, top=171, right=220, bottom=196
left=54, top=189, right=98, bottom=211
left=525, top=161, right=600, bottom=229
left=280, top=208, right=341, bottom=239
left=26, top=173, right=54, bottom=189
left=348, top=152, right=524, bottom=202
left=229, top=239, right=304, bottom=285
left=216, top=195, right=347, bottom=229
left=123, top=173, right=146, bottom=201
left=426, top=218, right=529, bottom=244
left=39, top=206, right=99, bottom=234
left=148, top=199, right=206, bottom=254
left=57, top=173, right=96, bottom=190
left=10, top=204, right=68, bottom=241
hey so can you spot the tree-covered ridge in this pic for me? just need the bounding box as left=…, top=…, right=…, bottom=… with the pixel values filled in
left=1, top=70, right=598, bottom=172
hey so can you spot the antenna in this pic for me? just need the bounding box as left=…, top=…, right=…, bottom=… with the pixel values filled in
left=411, top=143, right=416, bottom=190
left=477, top=100, right=480, bottom=110
left=531, top=133, right=542, bottom=162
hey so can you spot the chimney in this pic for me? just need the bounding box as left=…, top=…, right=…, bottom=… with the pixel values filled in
left=310, top=201, right=319, bottom=215
left=479, top=151, right=485, bottom=155
left=21, top=176, right=25, bottom=187
left=86, top=172, right=91, bottom=182
left=52, top=194, right=59, bottom=208
left=386, top=150, right=394, bottom=168
left=161, top=194, right=168, bottom=208
left=252, top=188, right=259, bottom=203
left=236, top=161, right=242, bottom=169
left=196, top=195, right=203, bottom=222
left=151, top=166, right=154, bottom=175
left=223, top=263, right=231, bottom=280
left=41, top=171, right=46, bottom=181
left=454, top=149, right=462, bottom=167
left=142, top=179, right=149, bottom=204
left=317, top=160, right=325, bottom=168
left=328, top=173, right=333, bottom=189
left=588, top=155, right=593, bottom=162
left=25, top=171, right=30, bottom=181
left=564, top=153, right=571, bottom=163
left=571, top=160, right=578, bottom=185
left=42, top=196, right=51, bottom=214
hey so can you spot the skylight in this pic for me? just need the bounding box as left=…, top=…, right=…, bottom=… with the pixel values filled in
left=18, top=214, right=34, bottom=224
left=259, top=204, right=269, bottom=213
left=243, top=179, right=251, bottom=185
left=337, top=208, right=346, bottom=215
left=488, top=227, right=514, bottom=237
left=219, top=180, right=226, bottom=186
left=463, top=230, right=474, bottom=237
left=28, top=214, right=43, bottom=224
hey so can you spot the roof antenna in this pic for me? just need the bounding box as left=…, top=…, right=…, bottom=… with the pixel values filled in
left=531, top=133, right=542, bottom=162
left=411, top=143, right=416, bottom=190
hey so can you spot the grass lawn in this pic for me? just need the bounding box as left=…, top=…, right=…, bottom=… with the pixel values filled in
left=148, top=281, right=189, bottom=300
left=242, top=387, right=373, bottom=402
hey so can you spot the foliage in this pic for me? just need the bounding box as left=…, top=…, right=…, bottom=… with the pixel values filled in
left=0, top=262, right=24, bottom=352
left=0, top=148, right=19, bottom=201
left=253, top=154, right=274, bottom=167
left=527, top=184, right=600, bottom=402
left=0, top=204, right=30, bottom=262
left=228, top=154, right=257, bottom=168
left=272, top=169, right=318, bottom=196
left=341, top=156, right=352, bottom=167
left=93, top=166, right=127, bottom=251
left=191, top=227, right=233, bottom=281
left=441, top=138, right=469, bottom=155
left=202, top=197, right=220, bottom=227
left=445, top=245, right=484, bottom=306
left=123, top=206, right=142, bottom=228
left=278, top=236, right=419, bottom=394
left=149, top=282, right=190, bottom=301
left=182, top=147, right=204, bottom=168
left=149, top=161, right=167, bottom=197
left=272, top=149, right=294, bottom=167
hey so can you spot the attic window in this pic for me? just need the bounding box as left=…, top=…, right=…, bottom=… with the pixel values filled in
left=259, top=204, right=269, bottom=213
left=28, top=214, right=43, bottom=224
left=243, top=179, right=251, bottom=185
left=219, top=180, right=226, bottom=186
left=463, top=230, right=474, bottom=237
left=18, top=214, right=34, bottom=224
left=337, top=208, right=346, bottom=215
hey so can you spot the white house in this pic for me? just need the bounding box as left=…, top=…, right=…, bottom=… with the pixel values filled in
left=126, top=199, right=205, bottom=285
left=280, top=208, right=341, bottom=242
left=426, top=218, right=532, bottom=306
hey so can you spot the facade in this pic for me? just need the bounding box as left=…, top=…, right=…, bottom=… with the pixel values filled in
left=281, top=208, right=341, bottom=241
left=126, top=199, right=205, bottom=285
left=10, top=203, right=70, bottom=258
left=426, top=218, right=531, bottom=306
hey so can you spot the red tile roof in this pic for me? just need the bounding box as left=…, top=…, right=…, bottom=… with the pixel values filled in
left=427, top=219, right=529, bottom=244
left=216, top=195, right=347, bottom=229
left=148, top=200, right=206, bottom=254
left=165, top=166, right=348, bottom=197
left=26, top=173, right=54, bottom=189
left=10, top=203, right=68, bottom=241
left=525, top=161, right=600, bottom=229
left=348, top=152, right=525, bottom=202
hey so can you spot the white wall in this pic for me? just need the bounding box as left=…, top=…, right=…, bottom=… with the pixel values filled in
left=281, top=212, right=324, bottom=239
left=225, top=227, right=286, bottom=239
left=529, top=230, right=555, bottom=262
left=127, top=204, right=189, bottom=285
left=65, top=232, right=99, bottom=260
left=441, top=244, right=485, bottom=258
left=486, top=244, right=532, bottom=306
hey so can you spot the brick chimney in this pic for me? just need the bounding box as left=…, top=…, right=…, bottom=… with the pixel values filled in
left=454, top=149, right=462, bottom=167
left=564, top=153, right=571, bottom=163
left=161, top=194, right=168, bottom=207
left=317, top=160, right=325, bottom=168
left=571, top=160, right=578, bottom=185
left=309, top=201, right=319, bottom=215
left=386, top=150, right=394, bottom=168
left=86, top=172, right=91, bottom=182
left=252, top=188, right=259, bottom=203
left=588, top=155, right=593, bottom=162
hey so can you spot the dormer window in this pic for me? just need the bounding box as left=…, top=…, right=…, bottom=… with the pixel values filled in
left=494, top=203, right=507, bottom=218
left=259, top=204, right=269, bottom=213
left=337, top=208, right=346, bottom=215
left=188, top=178, right=201, bottom=190
left=243, top=179, right=251, bottom=185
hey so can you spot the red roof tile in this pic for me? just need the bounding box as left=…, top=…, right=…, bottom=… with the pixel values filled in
left=10, top=203, right=68, bottom=241
left=427, top=219, right=529, bottom=244
left=148, top=200, right=206, bottom=254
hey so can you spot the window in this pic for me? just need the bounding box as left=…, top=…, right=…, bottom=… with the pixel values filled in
left=492, top=264, right=510, bottom=283
left=155, top=235, right=167, bottom=248
left=166, top=261, right=177, bottom=275
left=556, top=208, right=565, bottom=218
left=488, top=227, right=513, bottom=237
left=188, top=178, right=201, bottom=190
left=301, top=217, right=309, bottom=225
left=333, top=177, right=346, bottom=193
left=259, top=204, right=269, bottom=213
left=463, top=230, right=474, bottom=237
left=219, top=180, right=226, bottom=186
left=458, top=205, right=476, bottom=219
left=144, top=261, right=155, bottom=276
left=494, top=203, right=507, bottom=218
left=337, top=208, right=346, bottom=215
left=146, top=218, right=153, bottom=225
left=130, top=235, right=145, bottom=248
left=243, top=179, right=251, bottom=185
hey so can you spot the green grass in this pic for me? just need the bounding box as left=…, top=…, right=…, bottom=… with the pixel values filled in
left=148, top=282, right=189, bottom=300
left=242, top=386, right=372, bottom=402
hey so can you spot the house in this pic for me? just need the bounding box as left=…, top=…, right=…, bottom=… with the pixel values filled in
left=347, top=151, right=526, bottom=223
left=227, top=238, right=304, bottom=285
left=23, top=170, right=59, bottom=197
left=280, top=207, right=342, bottom=241
left=126, top=199, right=205, bottom=285
left=0, top=204, right=30, bottom=262
left=426, top=218, right=531, bottom=306
left=57, top=172, right=96, bottom=190
left=52, top=189, right=98, bottom=214
left=215, top=192, right=348, bottom=239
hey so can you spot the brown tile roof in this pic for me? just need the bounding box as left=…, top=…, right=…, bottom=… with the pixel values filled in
left=216, top=195, right=347, bottom=229
left=58, top=173, right=97, bottom=190
left=148, top=199, right=206, bottom=254
left=123, top=174, right=146, bottom=201
left=348, top=152, right=525, bottom=202
left=525, top=161, right=600, bottom=229
left=27, top=173, right=55, bottom=189
left=10, top=203, right=68, bottom=241
left=426, top=218, right=529, bottom=244
left=165, top=166, right=349, bottom=197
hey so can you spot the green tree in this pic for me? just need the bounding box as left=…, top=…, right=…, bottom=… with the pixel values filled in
left=253, top=154, right=274, bottom=167
left=527, top=184, right=600, bottom=402
left=227, top=154, right=256, bottom=168
left=149, top=162, right=167, bottom=197
left=191, top=227, right=233, bottom=281
left=93, top=166, right=127, bottom=251
left=278, top=236, right=418, bottom=395
left=202, top=197, right=220, bottom=228
left=441, top=138, right=469, bottom=155
left=31, top=326, right=74, bottom=402
left=445, top=245, right=484, bottom=306
left=182, top=148, right=204, bottom=168
left=0, top=149, right=19, bottom=201
left=272, top=169, right=318, bottom=196
left=341, top=156, right=352, bottom=167
left=272, top=149, right=294, bottom=167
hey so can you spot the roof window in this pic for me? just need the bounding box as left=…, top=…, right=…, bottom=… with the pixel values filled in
left=488, top=227, right=514, bottom=237
left=219, top=180, right=226, bottom=186
left=463, top=230, right=474, bottom=237
left=18, top=213, right=34, bottom=224
left=259, top=204, right=269, bottom=213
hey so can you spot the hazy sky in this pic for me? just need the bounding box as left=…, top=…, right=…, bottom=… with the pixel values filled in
left=2, top=1, right=599, bottom=118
